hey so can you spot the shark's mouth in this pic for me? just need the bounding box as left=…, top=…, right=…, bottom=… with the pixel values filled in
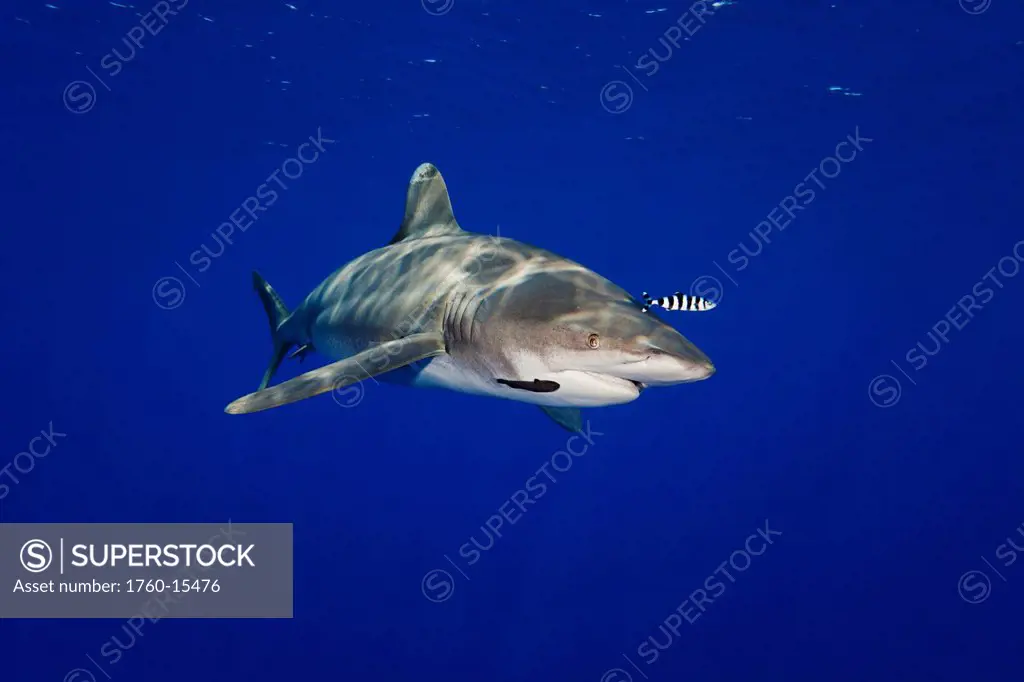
left=578, top=373, right=647, bottom=398
left=583, top=373, right=647, bottom=400
left=529, top=371, right=643, bottom=407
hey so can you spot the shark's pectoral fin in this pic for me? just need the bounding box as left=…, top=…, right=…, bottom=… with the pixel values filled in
left=225, top=333, right=447, bottom=415
left=496, top=378, right=561, bottom=393
left=538, top=406, right=583, bottom=432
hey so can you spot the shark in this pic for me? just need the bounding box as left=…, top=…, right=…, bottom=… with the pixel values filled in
left=225, top=162, right=715, bottom=431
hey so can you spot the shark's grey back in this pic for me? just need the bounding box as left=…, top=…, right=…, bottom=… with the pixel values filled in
left=299, top=233, right=634, bottom=353
left=295, top=162, right=637, bottom=356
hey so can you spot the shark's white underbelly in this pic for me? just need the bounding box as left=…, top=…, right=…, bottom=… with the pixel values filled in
left=312, top=323, right=641, bottom=407
left=402, top=355, right=508, bottom=397
left=396, top=355, right=641, bottom=408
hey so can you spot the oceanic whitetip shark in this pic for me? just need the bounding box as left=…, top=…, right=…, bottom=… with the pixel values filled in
left=225, top=163, right=715, bottom=431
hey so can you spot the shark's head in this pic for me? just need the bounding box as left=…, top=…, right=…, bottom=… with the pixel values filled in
left=534, top=297, right=715, bottom=387
left=480, top=270, right=715, bottom=407
left=565, top=299, right=716, bottom=385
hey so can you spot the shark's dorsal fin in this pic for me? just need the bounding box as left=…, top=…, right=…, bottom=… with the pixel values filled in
left=388, top=163, right=464, bottom=244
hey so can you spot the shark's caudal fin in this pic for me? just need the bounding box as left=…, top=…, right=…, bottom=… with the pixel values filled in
left=387, top=163, right=466, bottom=245
left=252, top=271, right=293, bottom=391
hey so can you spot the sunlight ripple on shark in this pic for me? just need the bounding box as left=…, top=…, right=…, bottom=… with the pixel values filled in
left=224, top=163, right=715, bottom=431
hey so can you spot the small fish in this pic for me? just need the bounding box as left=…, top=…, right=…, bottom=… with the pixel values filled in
left=641, top=291, right=717, bottom=313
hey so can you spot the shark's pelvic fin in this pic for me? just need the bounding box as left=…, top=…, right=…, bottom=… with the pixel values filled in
left=539, top=406, right=583, bottom=433
left=388, top=163, right=465, bottom=244
left=253, top=271, right=293, bottom=391
left=225, top=333, right=447, bottom=415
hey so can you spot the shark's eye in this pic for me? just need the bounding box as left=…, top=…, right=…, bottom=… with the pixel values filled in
left=587, top=333, right=600, bottom=349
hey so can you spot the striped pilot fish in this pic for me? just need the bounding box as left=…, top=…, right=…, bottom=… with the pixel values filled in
left=640, top=292, right=718, bottom=314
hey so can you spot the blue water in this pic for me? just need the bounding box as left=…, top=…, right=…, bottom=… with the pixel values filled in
left=3, top=0, right=1024, bottom=679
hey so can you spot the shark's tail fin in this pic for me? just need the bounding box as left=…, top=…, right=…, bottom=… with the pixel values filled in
left=252, top=271, right=293, bottom=391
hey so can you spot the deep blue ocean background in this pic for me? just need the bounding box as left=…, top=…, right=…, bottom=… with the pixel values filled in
left=3, top=0, right=1023, bottom=680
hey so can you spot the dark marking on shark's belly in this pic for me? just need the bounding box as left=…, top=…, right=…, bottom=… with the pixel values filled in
left=496, top=378, right=561, bottom=393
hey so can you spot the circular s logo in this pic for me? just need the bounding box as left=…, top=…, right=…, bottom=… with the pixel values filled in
left=867, top=374, right=901, bottom=408
left=332, top=375, right=365, bottom=408
left=957, top=570, right=991, bottom=604
left=20, top=539, right=53, bottom=573
left=600, top=80, right=633, bottom=115
left=690, top=275, right=724, bottom=306
left=64, top=669, right=98, bottom=682
left=959, top=0, right=992, bottom=14
left=600, top=669, right=633, bottom=682
left=421, top=0, right=455, bottom=16
left=63, top=81, right=97, bottom=114
left=421, top=569, right=454, bottom=603
left=152, top=276, right=186, bottom=310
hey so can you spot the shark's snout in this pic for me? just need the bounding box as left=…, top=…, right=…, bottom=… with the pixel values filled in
left=645, top=343, right=715, bottom=383
left=610, top=327, right=715, bottom=386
